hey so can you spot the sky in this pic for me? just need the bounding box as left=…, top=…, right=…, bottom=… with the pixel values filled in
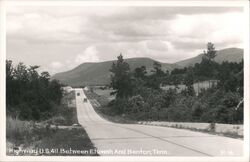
left=6, top=6, right=244, bottom=74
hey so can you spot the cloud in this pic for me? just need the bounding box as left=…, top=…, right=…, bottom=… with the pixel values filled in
left=146, top=40, right=169, bottom=51
left=94, top=41, right=177, bottom=62
left=90, top=7, right=243, bottom=23
left=75, top=46, right=100, bottom=64
left=6, top=6, right=243, bottom=44
left=6, top=6, right=244, bottom=74
left=168, top=12, right=244, bottom=50
left=48, top=61, right=64, bottom=74
left=50, top=61, right=63, bottom=69
left=7, top=10, right=85, bottom=43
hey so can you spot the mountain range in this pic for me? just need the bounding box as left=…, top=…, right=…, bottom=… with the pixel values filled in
left=176, top=48, right=243, bottom=67
left=52, top=48, right=243, bottom=86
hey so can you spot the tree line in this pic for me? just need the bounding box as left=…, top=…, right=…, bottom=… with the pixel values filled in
left=6, top=60, right=63, bottom=120
left=107, top=43, right=243, bottom=124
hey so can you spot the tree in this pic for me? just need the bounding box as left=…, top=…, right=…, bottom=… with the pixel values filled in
left=13, top=63, right=29, bottom=82
left=110, top=54, right=133, bottom=98
left=133, top=66, right=147, bottom=89
left=48, top=80, right=63, bottom=104
left=203, top=42, right=217, bottom=61
left=152, top=61, right=164, bottom=76
left=6, top=60, right=63, bottom=120
left=183, top=67, right=195, bottom=96
left=6, top=60, right=14, bottom=80
left=146, top=61, right=164, bottom=89
left=217, top=61, right=243, bottom=93
left=6, top=60, right=14, bottom=106
left=197, top=42, right=218, bottom=86
left=40, top=71, right=50, bottom=87
left=134, top=66, right=147, bottom=79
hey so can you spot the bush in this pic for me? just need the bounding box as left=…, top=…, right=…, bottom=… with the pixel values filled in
left=126, top=95, right=145, bottom=114
left=109, top=98, right=128, bottom=115
left=199, top=89, right=243, bottom=124
left=167, top=97, right=193, bottom=122
left=192, top=101, right=204, bottom=121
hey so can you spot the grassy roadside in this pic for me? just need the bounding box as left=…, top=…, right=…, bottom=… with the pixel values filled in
left=6, top=92, right=98, bottom=156
left=84, top=90, right=135, bottom=124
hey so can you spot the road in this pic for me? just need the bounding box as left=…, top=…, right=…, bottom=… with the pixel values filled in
left=74, top=88, right=243, bottom=156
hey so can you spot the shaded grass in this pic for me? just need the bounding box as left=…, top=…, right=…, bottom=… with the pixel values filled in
left=34, top=128, right=98, bottom=156
left=84, top=90, right=135, bottom=124
left=6, top=117, right=34, bottom=146
left=42, top=107, right=79, bottom=126
left=84, top=90, right=110, bottom=106
left=95, top=109, right=136, bottom=124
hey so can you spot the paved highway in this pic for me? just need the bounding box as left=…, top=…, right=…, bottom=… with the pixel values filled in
left=74, top=88, right=243, bottom=156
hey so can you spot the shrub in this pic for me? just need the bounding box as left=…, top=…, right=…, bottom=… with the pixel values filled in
left=126, top=95, right=145, bottom=114
left=191, top=101, right=204, bottom=121
left=109, top=98, right=128, bottom=115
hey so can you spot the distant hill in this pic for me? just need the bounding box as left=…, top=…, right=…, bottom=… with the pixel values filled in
left=176, top=48, right=243, bottom=67
left=52, top=57, right=179, bottom=86
left=52, top=48, right=243, bottom=86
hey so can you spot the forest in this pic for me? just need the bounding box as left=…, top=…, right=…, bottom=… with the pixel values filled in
left=6, top=61, right=63, bottom=120
left=107, top=43, right=243, bottom=124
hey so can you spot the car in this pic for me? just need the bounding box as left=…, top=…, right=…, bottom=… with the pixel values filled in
left=72, top=123, right=80, bottom=127
left=83, top=98, right=87, bottom=102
